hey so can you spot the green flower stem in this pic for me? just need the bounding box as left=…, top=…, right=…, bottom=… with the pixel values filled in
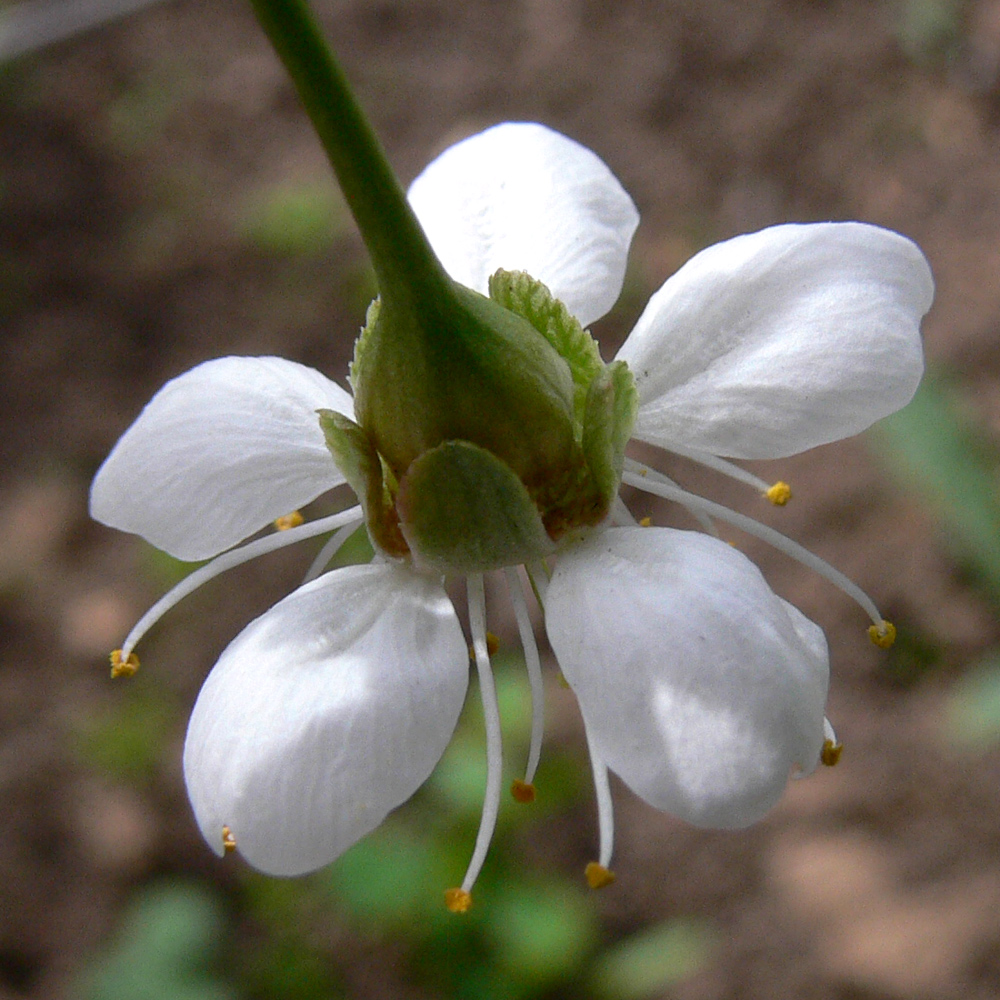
left=249, top=0, right=452, bottom=314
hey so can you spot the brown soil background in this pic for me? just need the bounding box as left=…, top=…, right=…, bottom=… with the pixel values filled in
left=2, top=0, right=1000, bottom=997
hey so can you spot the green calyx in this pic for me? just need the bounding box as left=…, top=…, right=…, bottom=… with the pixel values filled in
left=330, top=270, right=637, bottom=574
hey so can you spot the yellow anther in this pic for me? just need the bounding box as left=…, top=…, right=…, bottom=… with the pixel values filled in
left=557, top=671, right=570, bottom=689
left=585, top=862, right=616, bottom=890
left=469, top=632, right=501, bottom=662
left=511, top=779, right=536, bottom=804
left=639, top=516, right=652, bottom=527
left=821, top=739, right=843, bottom=767
left=222, top=826, right=237, bottom=853
left=765, top=481, right=792, bottom=506
left=109, top=649, right=139, bottom=678
left=274, top=511, right=304, bottom=531
left=445, top=887, right=472, bottom=913
left=868, top=620, right=896, bottom=649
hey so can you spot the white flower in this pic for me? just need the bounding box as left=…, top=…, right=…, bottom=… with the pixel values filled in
left=91, top=122, right=933, bottom=903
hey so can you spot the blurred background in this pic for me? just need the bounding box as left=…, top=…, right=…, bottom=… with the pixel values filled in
left=3, top=0, right=1000, bottom=997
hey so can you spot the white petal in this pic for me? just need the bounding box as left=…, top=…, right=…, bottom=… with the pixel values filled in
left=182, top=562, right=468, bottom=876
left=90, top=356, right=354, bottom=561
left=408, top=122, right=639, bottom=327
left=545, top=527, right=829, bottom=828
left=617, top=223, right=933, bottom=459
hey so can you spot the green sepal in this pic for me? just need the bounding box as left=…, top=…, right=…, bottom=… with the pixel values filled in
left=351, top=285, right=579, bottom=493
left=581, top=360, right=639, bottom=508
left=396, top=441, right=555, bottom=574
left=317, top=408, right=409, bottom=558
left=488, top=269, right=604, bottom=431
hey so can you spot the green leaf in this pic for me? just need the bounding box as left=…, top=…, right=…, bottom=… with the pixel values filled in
left=328, top=820, right=455, bottom=931
left=74, top=684, right=178, bottom=785
left=870, top=375, right=1000, bottom=601
left=590, top=918, right=717, bottom=1000
left=76, top=882, right=238, bottom=1000
left=487, top=880, right=597, bottom=985
left=240, top=180, right=346, bottom=255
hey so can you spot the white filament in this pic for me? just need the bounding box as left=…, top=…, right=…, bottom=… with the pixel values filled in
left=302, top=518, right=365, bottom=583
left=824, top=717, right=838, bottom=745
left=612, top=495, right=638, bottom=526
left=505, top=566, right=544, bottom=786
left=623, top=461, right=884, bottom=626
left=661, top=442, right=774, bottom=494
left=585, top=725, right=615, bottom=869
left=460, top=574, right=504, bottom=895
left=119, top=505, right=363, bottom=659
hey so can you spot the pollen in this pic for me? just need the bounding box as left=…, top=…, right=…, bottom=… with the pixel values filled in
left=274, top=511, right=304, bottom=531
left=222, top=826, right=237, bottom=853
left=445, top=887, right=472, bottom=913
left=511, top=779, right=536, bottom=803
left=765, top=481, right=792, bottom=506
left=821, top=739, right=844, bottom=767
left=470, top=632, right=501, bottom=661
left=585, top=862, right=616, bottom=889
left=109, top=649, right=139, bottom=678
left=868, top=619, right=896, bottom=649
left=639, top=516, right=652, bottom=527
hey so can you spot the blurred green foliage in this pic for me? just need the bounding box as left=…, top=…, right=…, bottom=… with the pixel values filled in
left=946, top=653, right=1000, bottom=749
left=873, top=372, right=1000, bottom=746
left=75, top=681, right=180, bottom=785
left=881, top=622, right=943, bottom=688
left=103, top=66, right=191, bottom=153
left=239, top=181, right=348, bottom=256
left=896, top=0, right=964, bottom=65
left=76, top=883, right=237, bottom=1000
left=590, top=918, right=717, bottom=1000
left=872, top=374, right=1000, bottom=602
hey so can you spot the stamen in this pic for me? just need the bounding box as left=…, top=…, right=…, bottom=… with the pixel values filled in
left=109, top=649, right=139, bottom=678
left=511, top=779, right=536, bottom=803
left=821, top=718, right=843, bottom=766
left=302, top=518, right=364, bottom=584
left=467, top=632, right=501, bottom=664
left=526, top=560, right=550, bottom=606
left=505, top=566, right=544, bottom=792
left=117, top=505, right=363, bottom=661
left=623, top=462, right=887, bottom=630
left=766, top=481, right=792, bottom=506
left=585, top=862, right=616, bottom=889
left=274, top=511, right=304, bottom=530
left=222, top=826, right=237, bottom=853
left=867, top=620, right=896, bottom=649
left=661, top=442, right=778, bottom=496
left=612, top=495, right=639, bottom=527
left=639, top=516, right=652, bottom=527
left=584, top=725, right=616, bottom=885
left=444, top=888, right=472, bottom=913
left=452, top=574, right=504, bottom=908
left=622, top=460, right=717, bottom=537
